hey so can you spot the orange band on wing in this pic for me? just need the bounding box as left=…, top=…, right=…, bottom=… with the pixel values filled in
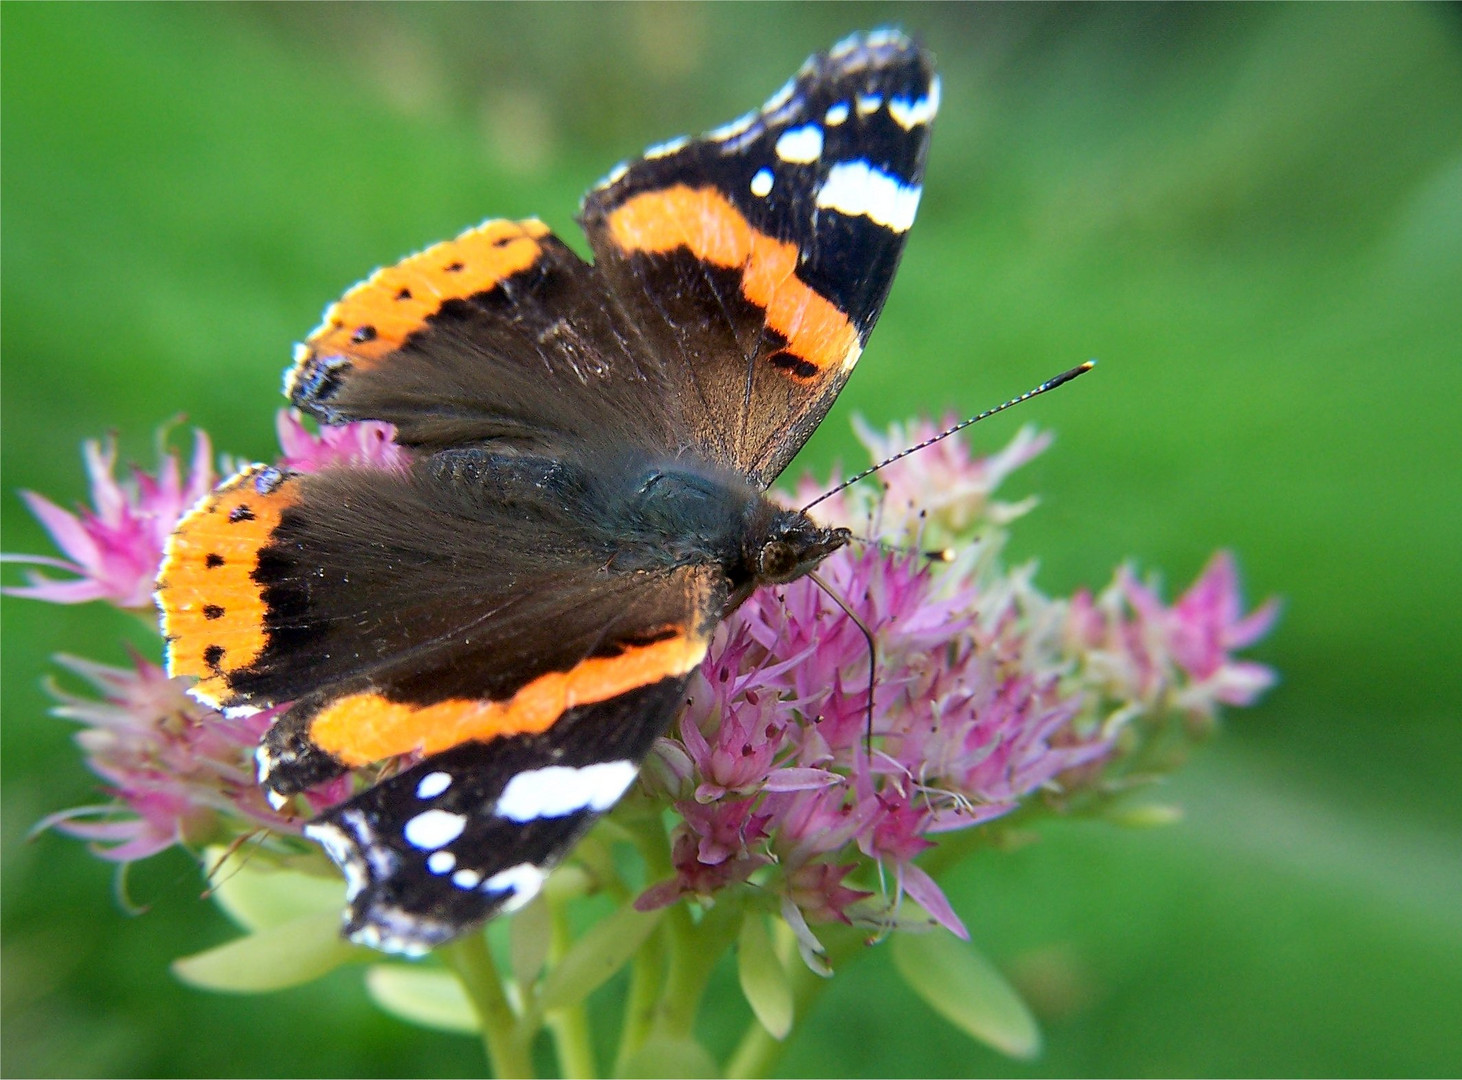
left=308, top=633, right=709, bottom=766
left=605, top=185, right=860, bottom=379
left=157, top=467, right=301, bottom=706
left=301, top=218, right=551, bottom=368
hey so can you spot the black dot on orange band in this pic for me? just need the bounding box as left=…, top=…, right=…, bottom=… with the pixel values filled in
left=228, top=504, right=255, bottom=523
left=205, top=553, right=225, bottom=568
left=203, top=604, right=225, bottom=620
left=396, top=288, right=412, bottom=301
left=445, top=261, right=465, bottom=272
left=351, top=325, right=377, bottom=344
left=203, top=644, right=225, bottom=668
left=767, top=351, right=819, bottom=379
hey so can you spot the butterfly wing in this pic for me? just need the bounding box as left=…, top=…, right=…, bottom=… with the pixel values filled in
left=285, top=219, right=681, bottom=456
left=579, top=30, right=938, bottom=486
left=306, top=673, right=693, bottom=954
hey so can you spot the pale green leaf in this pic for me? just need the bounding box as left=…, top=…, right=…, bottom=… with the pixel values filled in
left=1106, top=803, right=1185, bottom=829
left=201, top=845, right=344, bottom=932
left=508, top=892, right=552, bottom=987
left=891, top=932, right=1041, bottom=1060
left=617, top=1035, right=718, bottom=1079
left=172, top=911, right=359, bottom=992
left=365, top=965, right=479, bottom=1034
left=538, top=903, right=661, bottom=1012
left=738, top=911, right=793, bottom=1039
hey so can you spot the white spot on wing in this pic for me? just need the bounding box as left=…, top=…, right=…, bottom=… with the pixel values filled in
left=645, top=135, right=689, bottom=160
left=495, top=760, right=639, bottom=822
left=750, top=168, right=774, bottom=198
left=416, top=771, right=452, bottom=799
left=856, top=94, right=883, bottom=117
left=710, top=111, right=757, bottom=141
left=762, top=78, right=796, bottom=114
left=452, top=868, right=482, bottom=890
left=888, top=76, right=941, bottom=130
left=815, top=161, right=922, bottom=233
left=594, top=161, right=630, bottom=191
left=403, top=808, right=467, bottom=850
left=483, top=863, right=547, bottom=913
left=775, top=124, right=823, bottom=164
left=825, top=102, right=850, bottom=126
left=865, top=28, right=909, bottom=50
left=306, top=819, right=368, bottom=902
left=427, top=850, right=456, bottom=875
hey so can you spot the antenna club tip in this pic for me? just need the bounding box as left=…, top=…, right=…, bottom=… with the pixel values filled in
left=1080, top=359, right=1097, bottom=371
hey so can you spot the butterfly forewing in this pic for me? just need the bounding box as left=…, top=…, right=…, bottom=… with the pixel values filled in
left=581, top=30, right=937, bottom=485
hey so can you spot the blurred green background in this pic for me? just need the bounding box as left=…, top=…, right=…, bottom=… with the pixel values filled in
left=4, top=4, right=1459, bottom=1076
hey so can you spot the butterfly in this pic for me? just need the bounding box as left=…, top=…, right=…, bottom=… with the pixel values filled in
left=156, top=29, right=938, bottom=955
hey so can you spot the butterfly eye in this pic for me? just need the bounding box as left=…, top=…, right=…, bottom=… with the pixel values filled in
left=757, top=540, right=800, bottom=582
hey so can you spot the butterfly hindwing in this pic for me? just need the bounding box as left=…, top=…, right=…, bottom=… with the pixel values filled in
left=580, top=30, right=938, bottom=485
left=306, top=673, right=693, bottom=954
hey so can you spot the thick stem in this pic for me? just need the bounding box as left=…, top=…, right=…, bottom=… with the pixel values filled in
left=612, top=920, right=665, bottom=1075
left=443, top=933, right=536, bottom=1079
left=545, top=894, right=598, bottom=1079
left=649, top=898, right=741, bottom=1040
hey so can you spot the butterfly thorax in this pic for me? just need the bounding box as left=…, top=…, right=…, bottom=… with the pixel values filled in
left=442, top=447, right=849, bottom=601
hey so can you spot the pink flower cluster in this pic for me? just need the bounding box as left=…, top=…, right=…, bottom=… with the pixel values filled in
left=37, top=653, right=287, bottom=861
left=3, top=432, right=215, bottom=609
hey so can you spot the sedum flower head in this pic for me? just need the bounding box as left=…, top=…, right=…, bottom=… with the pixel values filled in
left=37, top=653, right=292, bottom=861
left=274, top=409, right=408, bottom=473
left=3, top=431, right=214, bottom=609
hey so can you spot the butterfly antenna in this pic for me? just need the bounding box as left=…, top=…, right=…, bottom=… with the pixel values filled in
left=802, top=361, right=1096, bottom=513
left=850, top=535, right=956, bottom=564
left=807, top=571, right=879, bottom=756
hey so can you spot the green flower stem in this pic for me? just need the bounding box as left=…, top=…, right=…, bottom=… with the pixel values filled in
left=650, top=897, right=741, bottom=1040
left=724, top=924, right=864, bottom=1080
left=545, top=894, right=598, bottom=1079
left=612, top=918, right=665, bottom=1075
left=443, top=932, right=536, bottom=1079
left=617, top=808, right=742, bottom=1047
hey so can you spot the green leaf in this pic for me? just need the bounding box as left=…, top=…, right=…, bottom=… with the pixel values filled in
left=891, top=932, right=1041, bottom=1060
left=538, top=903, right=661, bottom=1012
left=508, top=892, right=552, bottom=988
left=738, top=911, right=793, bottom=1039
left=172, top=911, right=360, bottom=993
left=201, top=845, right=344, bottom=932
left=617, top=1035, right=718, bottom=1079
left=365, top=965, right=479, bottom=1034
left=1105, top=802, right=1185, bottom=829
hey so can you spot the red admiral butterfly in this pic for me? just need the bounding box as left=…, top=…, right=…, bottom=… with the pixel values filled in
left=157, top=30, right=938, bottom=954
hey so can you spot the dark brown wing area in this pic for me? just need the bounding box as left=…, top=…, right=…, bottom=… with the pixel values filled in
left=285, top=219, right=680, bottom=456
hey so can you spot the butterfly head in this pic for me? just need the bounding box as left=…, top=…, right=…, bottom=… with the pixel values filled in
left=752, top=508, right=850, bottom=586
